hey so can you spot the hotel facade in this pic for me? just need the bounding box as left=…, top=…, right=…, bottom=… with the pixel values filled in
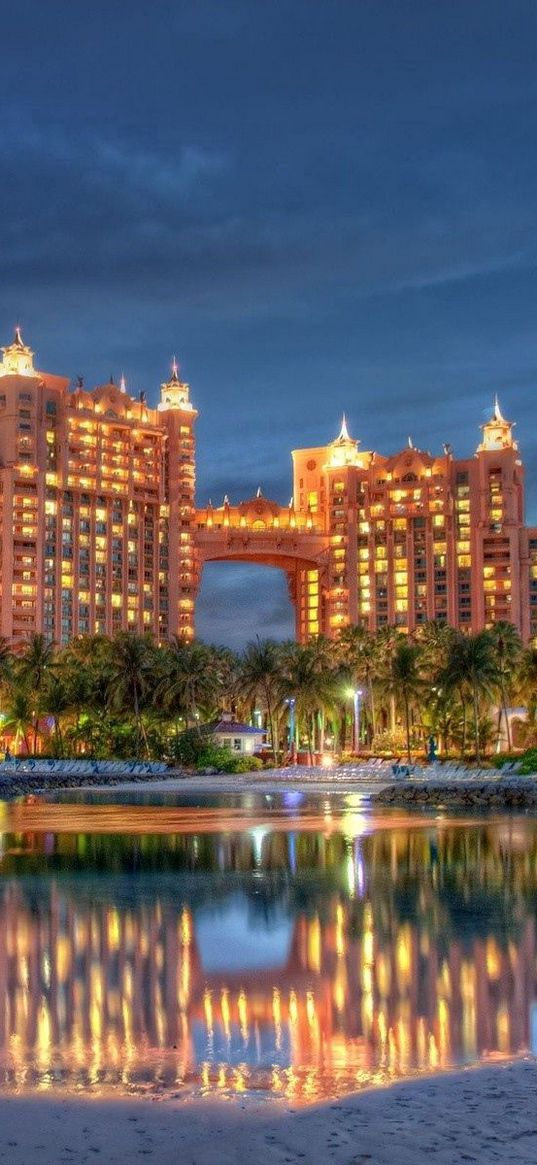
left=0, top=327, right=536, bottom=646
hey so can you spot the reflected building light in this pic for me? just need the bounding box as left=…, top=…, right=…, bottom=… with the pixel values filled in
left=335, top=903, right=345, bottom=957
left=496, top=1005, right=510, bottom=1053
left=306, top=990, right=316, bottom=1031
left=203, top=989, right=213, bottom=1041
left=272, top=987, right=282, bottom=1050
left=221, top=988, right=231, bottom=1044
left=307, top=918, right=321, bottom=972
left=250, top=826, right=270, bottom=866
left=530, top=1003, right=537, bottom=1055
left=438, top=998, right=450, bottom=1064
left=428, top=1032, right=439, bottom=1069
left=238, top=989, right=248, bottom=1043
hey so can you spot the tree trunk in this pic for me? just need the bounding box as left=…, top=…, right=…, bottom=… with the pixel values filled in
left=368, top=679, right=377, bottom=743
left=319, top=709, right=325, bottom=754
left=460, top=686, right=467, bottom=760
left=473, top=686, right=480, bottom=764
left=403, top=692, right=411, bottom=763
left=306, top=715, right=314, bottom=766
left=389, top=695, right=396, bottom=733
left=501, top=677, right=511, bottom=751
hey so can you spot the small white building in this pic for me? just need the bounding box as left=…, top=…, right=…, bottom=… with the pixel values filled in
left=208, top=713, right=265, bottom=755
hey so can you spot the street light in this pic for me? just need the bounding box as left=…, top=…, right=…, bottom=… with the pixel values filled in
left=346, top=688, right=363, bottom=753
left=285, top=697, right=296, bottom=763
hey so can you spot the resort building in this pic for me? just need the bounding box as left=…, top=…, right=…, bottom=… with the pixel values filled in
left=207, top=712, right=265, bottom=754
left=0, top=326, right=536, bottom=645
left=0, top=329, right=197, bottom=645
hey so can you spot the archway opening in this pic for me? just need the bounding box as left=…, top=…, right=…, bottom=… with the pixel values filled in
left=196, top=561, right=294, bottom=651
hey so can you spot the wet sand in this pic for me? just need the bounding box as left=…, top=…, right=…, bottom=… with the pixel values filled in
left=0, top=1060, right=535, bottom=1164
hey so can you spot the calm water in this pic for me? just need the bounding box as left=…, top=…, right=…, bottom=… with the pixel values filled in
left=0, top=790, right=535, bottom=1102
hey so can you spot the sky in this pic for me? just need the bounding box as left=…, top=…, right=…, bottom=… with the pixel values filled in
left=2, top=0, right=537, bottom=648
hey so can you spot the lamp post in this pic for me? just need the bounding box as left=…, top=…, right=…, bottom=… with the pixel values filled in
left=346, top=688, right=363, bottom=753
left=285, top=697, right=296, bottom=763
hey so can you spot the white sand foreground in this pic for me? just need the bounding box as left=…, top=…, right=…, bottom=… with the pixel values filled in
left=1, top=1060, right=536, bottom=1165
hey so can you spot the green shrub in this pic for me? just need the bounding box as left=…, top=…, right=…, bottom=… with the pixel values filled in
left=517, top=748, right=537, bottom=775
left=491, top=752, right=520, bottom=770
left=195, top=744, right=263, bottom=773
left=168, top=727, right=210, bottom=766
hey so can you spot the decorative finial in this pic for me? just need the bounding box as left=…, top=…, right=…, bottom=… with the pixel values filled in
left=76, top=375, right=84, bottom=390
left=14, top=325, right=24, bottom=349
left=338, top=413, right=351, bottom=441
left=288, top=496, right=294, bottom=508
left=120, top=373, right=127, bottom=394
left=109, top=373, right=115, bottom=386
left=493, top=394, right=505, bottom=423
left=170, top=355, right=179, bottom=382
left=223, top=494, right=229, bottom=505
left=256, top=486, right=262, bottom=498
left=408, top=436, right=413, bottom=449
left=442, top=441, right=452, bottom=456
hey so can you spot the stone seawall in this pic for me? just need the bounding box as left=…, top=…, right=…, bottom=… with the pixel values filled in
left=0, top=769, right=186, bottom=799
left=373, top=780, right=537, bottom=809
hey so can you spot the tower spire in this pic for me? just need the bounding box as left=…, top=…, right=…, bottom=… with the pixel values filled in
left=158, top=354, right=192, bottom=411
left=0, top=326, right=35, bottom=376
left=493, top=394, right=506, bottom=423
left=477, top=397, right=517, bottom=452
left=337, top=413, right=351, bottom=442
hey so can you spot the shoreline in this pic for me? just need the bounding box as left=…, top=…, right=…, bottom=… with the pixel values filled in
left=1, top=762, right=537, bottom=807
left=0, top=1059, right=534, bottom=1163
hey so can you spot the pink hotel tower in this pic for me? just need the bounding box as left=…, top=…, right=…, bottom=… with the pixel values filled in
left=0, top=327, right=536, bottom=646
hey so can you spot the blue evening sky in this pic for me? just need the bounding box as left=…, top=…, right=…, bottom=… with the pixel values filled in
left=2, top=1, right=537, bottom=647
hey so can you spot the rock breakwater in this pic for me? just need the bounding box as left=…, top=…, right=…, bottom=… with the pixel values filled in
left=373, top=779, right=537, bottom=809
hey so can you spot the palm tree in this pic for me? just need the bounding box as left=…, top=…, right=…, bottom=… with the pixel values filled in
left=0, top=637, right=13, bottom=688
left=488, top=621, right=522, bottom=750
left=443, top=632, right=498, bottom=763
left=375, top=625, right=401, bottom=734
left=157, top=638, right=225, bottom=731
left=380, top=639, right=423, bottom=762
left=3, top=685, right=33, bottom=755
left=41, top=674, right=71, bottom=756
left=281, top=642, right=338, bottom=763
left=415, top=619, right=456, bottom=680
left=16, top=633, right=56, bottom=752
left=337, top=624, right=381, bottom=744
left=107, top=632, right=156, bottom=756
left=238, top=638, right=284, bottom=762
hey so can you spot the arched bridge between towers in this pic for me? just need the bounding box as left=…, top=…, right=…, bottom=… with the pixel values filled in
left=194, top=495, right=330, bottom=641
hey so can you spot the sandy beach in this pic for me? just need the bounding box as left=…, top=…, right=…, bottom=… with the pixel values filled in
left=0, top=1060, right=534, bottom=1164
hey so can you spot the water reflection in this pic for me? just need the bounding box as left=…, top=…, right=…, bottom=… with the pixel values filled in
left=0, top=796, right=535, bottom=1101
